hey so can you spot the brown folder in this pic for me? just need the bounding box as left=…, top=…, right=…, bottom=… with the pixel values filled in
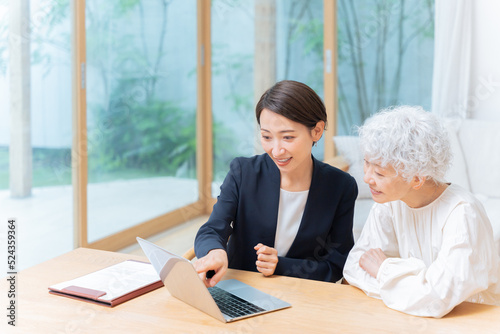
left=48, top=260, right=163, bottom=307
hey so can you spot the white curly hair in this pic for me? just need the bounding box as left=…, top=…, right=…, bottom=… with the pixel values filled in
left=358, top=105, right=452, bottom=183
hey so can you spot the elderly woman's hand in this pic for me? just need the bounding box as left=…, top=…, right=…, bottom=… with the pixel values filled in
left=359, top=248, right=387, bottom=278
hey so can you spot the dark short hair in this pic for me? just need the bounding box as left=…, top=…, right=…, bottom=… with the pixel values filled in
left=255, top=80, right=327, bottom=129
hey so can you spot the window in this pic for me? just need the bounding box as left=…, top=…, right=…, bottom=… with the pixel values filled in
left=337, top=0, right=434, bottom=134
left=85, top=0, right=198, bottom=242
left=1, top=0, right=73, bottom=269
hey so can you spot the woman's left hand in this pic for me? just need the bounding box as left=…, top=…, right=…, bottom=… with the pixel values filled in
left=254, top=243, right=278, bottom=277
left=359, top=248, right=387, bottom=278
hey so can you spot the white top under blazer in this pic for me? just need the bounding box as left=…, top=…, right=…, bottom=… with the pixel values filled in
left=274, top=188, right=309, bottom=257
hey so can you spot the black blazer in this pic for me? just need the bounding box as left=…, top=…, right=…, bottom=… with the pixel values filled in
left=195, top=154, right=358, bottom=282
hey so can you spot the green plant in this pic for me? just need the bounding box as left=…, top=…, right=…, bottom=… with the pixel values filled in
left=89, top=87, right=197, bottom=178
left=0, top=147, right=74, bottom=190
left=84, top=0, right=213, bottom=180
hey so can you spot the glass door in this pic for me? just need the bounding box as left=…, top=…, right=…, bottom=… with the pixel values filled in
left=85, top=0, right=198, bottom=243
left=0, top=0, right=73, bottom=269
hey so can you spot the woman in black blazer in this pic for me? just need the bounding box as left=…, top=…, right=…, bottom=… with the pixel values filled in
left=194, top=80, right=358, bottom=286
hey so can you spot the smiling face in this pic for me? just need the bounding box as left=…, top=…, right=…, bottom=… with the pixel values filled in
left=363, top=159, right=416, bottom=204
left=259, top=108, right=323, bottom=177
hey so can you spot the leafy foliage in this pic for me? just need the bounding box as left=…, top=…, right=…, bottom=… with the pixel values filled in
left=87, top=78, right=197, bottom=178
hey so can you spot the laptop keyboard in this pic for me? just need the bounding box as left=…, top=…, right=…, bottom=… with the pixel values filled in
left=208, top=286, right=265, bottom=318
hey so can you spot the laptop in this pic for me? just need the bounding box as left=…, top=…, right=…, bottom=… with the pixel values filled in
left=136, top=237, right=291, bottom=323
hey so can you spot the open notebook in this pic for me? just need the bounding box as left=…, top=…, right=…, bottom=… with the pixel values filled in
left=48, top=260, right=163, bottom=307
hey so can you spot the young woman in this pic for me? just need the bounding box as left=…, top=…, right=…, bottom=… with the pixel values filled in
left=343, top=106, right=500, bottom=318
left=194, top=80, right=358, bottom=287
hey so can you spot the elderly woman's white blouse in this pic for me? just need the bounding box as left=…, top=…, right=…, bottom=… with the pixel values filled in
left=343, top=184, right=500, bottom=318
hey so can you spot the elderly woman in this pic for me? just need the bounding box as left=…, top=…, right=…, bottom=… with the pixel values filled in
left=343, top=106, right=500, bottom=318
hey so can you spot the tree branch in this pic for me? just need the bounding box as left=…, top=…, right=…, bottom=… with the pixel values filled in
left=150, top=0, right=171, bottom=102
left=339, top=0, right=366, bottom=119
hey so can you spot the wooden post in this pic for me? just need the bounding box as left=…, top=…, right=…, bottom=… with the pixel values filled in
left=9, top=0, right=32, bottom=198
left=323, top=0, right=337, bottom=160
left=72, top=0, right=88, bottom=247
left=254, top=0, right=276, bottom=154
left=197, top=0, right=213, bottom=214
